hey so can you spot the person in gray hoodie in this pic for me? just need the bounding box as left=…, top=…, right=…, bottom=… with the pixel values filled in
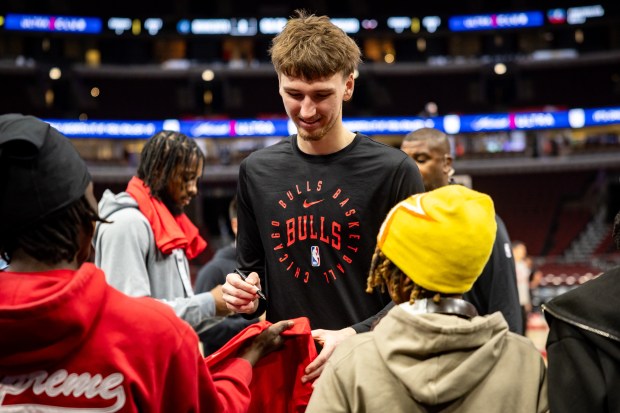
left=94, top=130, right=229, bottom=334
left=307, top=185, right=548, bottom=413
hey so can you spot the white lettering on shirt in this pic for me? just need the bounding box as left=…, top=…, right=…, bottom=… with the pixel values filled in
left=0, top=369, right=125, bottom=412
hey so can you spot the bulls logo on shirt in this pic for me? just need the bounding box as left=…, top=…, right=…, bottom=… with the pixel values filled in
left=271, top=179, right=361, bottom=284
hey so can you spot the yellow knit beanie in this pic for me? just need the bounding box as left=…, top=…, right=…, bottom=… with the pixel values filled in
left=377, top=185, right=497, bottom=294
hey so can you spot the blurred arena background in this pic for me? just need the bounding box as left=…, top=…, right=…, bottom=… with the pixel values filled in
left=2, top=1, right=620, bottom=338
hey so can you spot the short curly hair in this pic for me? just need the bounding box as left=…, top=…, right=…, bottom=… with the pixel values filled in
left=0, top=195, right=103, bottom=265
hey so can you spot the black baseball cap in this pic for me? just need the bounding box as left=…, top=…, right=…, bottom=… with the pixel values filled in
left=0, top=114, right=91, bottom=234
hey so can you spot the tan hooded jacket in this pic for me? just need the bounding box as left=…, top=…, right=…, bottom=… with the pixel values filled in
left=307, top=304, right=548, bottom=413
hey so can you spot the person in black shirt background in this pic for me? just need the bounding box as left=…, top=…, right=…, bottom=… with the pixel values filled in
left=401, top=127, right=523, bottom=334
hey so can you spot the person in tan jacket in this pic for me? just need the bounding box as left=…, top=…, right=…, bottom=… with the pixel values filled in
left=307, top=185, right=548, bottom=413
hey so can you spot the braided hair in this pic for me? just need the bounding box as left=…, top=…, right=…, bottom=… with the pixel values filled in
left=0, top=195, right=104, bottom=265
left=137, top=131, right=205, bottom=201
left=366, top=246, right=442, bottom=305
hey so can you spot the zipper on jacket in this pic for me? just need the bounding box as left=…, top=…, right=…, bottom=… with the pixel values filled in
left=542, top=304, right=620, bottom=343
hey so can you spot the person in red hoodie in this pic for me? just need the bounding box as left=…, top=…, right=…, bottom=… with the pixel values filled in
left=0, top=113, right=292, bottom=412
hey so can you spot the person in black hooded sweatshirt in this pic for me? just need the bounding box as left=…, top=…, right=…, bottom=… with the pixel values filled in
left=543, top=209, right=620, bottom=412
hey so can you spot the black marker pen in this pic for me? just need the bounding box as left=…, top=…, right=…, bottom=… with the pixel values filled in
left=234, top=268, right=267, bottom=300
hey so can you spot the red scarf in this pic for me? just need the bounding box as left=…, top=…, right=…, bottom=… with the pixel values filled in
left=125, top=176, right=206, bottom=259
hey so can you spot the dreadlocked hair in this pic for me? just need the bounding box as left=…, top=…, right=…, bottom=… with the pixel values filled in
left=137, top=131, right=205, bottom=200
left=0, top=195, right=104, bottom=265
left=366, top=246, right=442, bottom=305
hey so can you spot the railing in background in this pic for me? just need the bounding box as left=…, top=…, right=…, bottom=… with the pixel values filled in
left=47, top=105, right=620, bottom=139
